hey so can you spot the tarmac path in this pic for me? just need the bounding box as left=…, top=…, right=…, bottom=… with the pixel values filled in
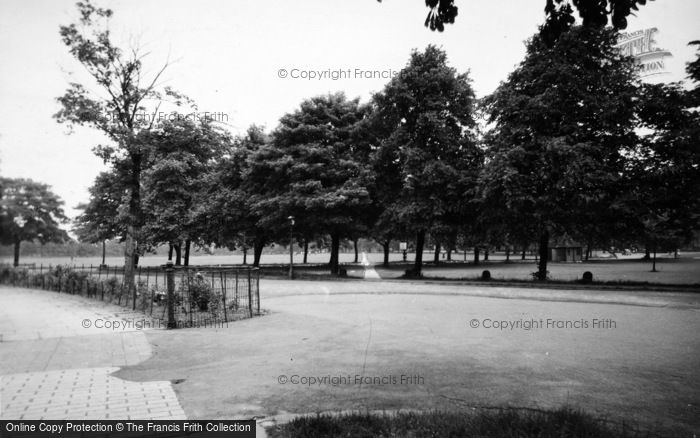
left=119, top=278, right=700, bottom=435
left=2, top=280, right=699, bottom=436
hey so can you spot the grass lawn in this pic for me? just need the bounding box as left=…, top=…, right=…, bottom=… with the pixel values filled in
left=375, top=255, right=700, bottom=285
left=266, top=408, right=655, bottom=438
left=5, top=251, right=699, bottom=286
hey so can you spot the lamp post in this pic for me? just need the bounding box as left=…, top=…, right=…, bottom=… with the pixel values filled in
left=288, top=216, right=295, bottom=279
left=12, top=215, right=27, bottom=267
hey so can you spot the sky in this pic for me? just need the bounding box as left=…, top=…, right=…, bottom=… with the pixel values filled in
left=0, top=0, right=698, bottom=222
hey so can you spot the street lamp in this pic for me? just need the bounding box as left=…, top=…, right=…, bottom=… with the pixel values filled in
left=288, top=216, right=295, bottom=279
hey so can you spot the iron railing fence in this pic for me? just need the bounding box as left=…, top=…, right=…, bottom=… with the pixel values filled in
left=0, top=263, right=261, bottom=328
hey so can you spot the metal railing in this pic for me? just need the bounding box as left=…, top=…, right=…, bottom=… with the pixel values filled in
left=0, top=263, right=261, bottom=328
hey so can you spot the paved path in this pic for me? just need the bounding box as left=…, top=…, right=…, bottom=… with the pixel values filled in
left=116, top=279, right=700, bottom=435
left=0, top=287, right=186, bottom=421
left=361, top=252, right=381, bottom=280
left=4, top=281, right=699, bottom=435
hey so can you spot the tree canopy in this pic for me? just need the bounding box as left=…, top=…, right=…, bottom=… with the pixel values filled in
left=480, top=26, right=639, bottom=279
left=630, top=42, right=700, bottom=262
left=56, top=1, right=700, bottom=282
left=372, top=45, right=481, bottom=276
left=247, top=93, right=372, bottom=274
left=378, top=0, right=651, bottom=41
left=139, top=118, right=230, bottom=265
left=56, top=0, right=188, bottom=283
left=1, top=178, right=69, bottom=266
left=196, top=125, right=271, bottom=266
left=74, top=170, right=127, bottom=245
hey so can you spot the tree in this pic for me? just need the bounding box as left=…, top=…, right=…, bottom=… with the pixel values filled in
left=361, top=101, right=406, bottom=267
left=376, top=0, right=458, bottom=32
left=481, top=26, right=639, bottom=280
left=0, top=178, right=69, bottom=266
left=247, top=93, right=372, bottom=275
left=140, top=119, right=229, bottom=266
left=631, top=41, right=700, bottom=269
left=541, top=0, right=652, bottom=44
left=55, top=1, right=186, bottom=286
left=378, top=0, right=650, bottom=40
left=372, top=45, right=480, bottom=277
left=74, top=170, right=128, bottom=265
left=195, top=126, right=270, bottom=266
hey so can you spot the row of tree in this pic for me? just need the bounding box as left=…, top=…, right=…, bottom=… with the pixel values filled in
left=3, top=1, right=697, bottom=282
left=64, top=26, right=700, bottom=279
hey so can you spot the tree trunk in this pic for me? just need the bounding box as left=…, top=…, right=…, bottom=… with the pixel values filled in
left=537, top=230, right=549, bottom=280
left=123, top=152, right=142, bottom=292
left=174, top=243, right=182, bottom=266
left=329, top=233, right=340, bottom=275
left=447, top=248, right=452, bottom=261
left=168, top=243, right=173, bottom=261
left=242, top=247, right=247, bottom=265
left=253, top=240, right=264, bottom=267
left=505, top=247, right=510, bottom=262
left=484, top=249, right=489, bottom=261
left=184, top=239, right=191, bottom=266
left=474, top=246, right=480, bottom=265
left=412, top=229, right=426, bottom=277
left=383, top=241, right=390, bottom=267
left=124, top=228, right=136, bottom=281
left=101, top=240, right=106, bottom=266
left=464, top=248, right=467, bottom=261
left=13, top=239, right=21, bottom=267
left=433, top=243, right=441, bottom=264
left=652, top=244, right=657, bottom=272
left=354, top=238, right=359, bottom=263
left=585, top=244, right=591, bottom=261
left=522, top=247, right=526, bottom=260
left=303, top=240, right=309, bottom=264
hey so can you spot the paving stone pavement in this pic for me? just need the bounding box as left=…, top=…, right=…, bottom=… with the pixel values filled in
left=1, top=368, right=186, bottom=420
left=0, top=286, right=187, bottom=421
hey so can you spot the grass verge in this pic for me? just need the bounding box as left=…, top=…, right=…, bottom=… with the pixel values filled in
left=418, top=275, right=700, bottom=291
left=266, top=408, right=658, bottom=438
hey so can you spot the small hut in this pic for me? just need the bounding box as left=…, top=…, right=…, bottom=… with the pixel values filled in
left=548, top=236, right=583, bottom=262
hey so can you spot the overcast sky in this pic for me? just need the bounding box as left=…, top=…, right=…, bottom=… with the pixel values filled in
left=0, top=0, right=698, bottom=220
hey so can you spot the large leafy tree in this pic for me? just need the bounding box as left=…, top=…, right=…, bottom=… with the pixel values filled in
left=0, top=178, right=69, bottom=266
left=480, top=26, right=639, bottom=280
left=247, top=93, right=372, bottom=274
left=631, top=42, right=700, bottom=269
left=55, top=1, right=187, bottom=285
left=74, top=170, right=128, bottom=265
left=139, top=119, right=229, bottom=266
left=372, top=45, right=480, bottom=277
left=196, top=125, right=270, bottom=266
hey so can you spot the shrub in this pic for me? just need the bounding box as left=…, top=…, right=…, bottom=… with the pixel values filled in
left=62, top=268, right=89, bottom=294
left=182, top=274, right=217, bottom=312
left=582, top=271, right=594, bottom=284
left=0, top=265, right=14, bottom=283
left=135, top=280, right=152, bottom=311
left=103, top=277, right=122, bottom=300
